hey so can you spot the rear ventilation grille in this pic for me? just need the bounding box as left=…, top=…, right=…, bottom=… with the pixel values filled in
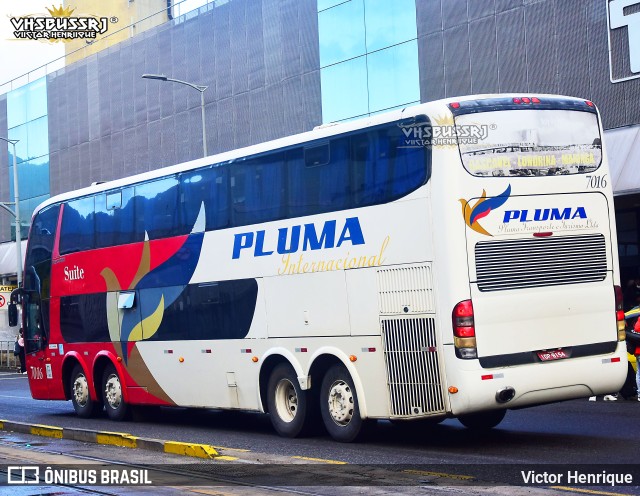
left=475, top=234, right=607, bottom=292
left=377, top=264, right=434, bottom=315
left=381, top=317, right=445, bottom=417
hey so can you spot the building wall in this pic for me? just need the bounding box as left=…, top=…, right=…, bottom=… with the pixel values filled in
left=47, top=0, right=321, bottom=201
left=416, top=0, right=640, bottom=130
left=63, top=0, right=169, bottom=65
left=0, top=96, right=9, bottom=243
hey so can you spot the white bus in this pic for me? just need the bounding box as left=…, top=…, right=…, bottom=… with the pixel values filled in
left=15, top=94, right=627, bottom=442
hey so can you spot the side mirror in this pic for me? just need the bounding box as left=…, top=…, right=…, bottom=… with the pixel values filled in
left=8, top=303, right=18, bottom=327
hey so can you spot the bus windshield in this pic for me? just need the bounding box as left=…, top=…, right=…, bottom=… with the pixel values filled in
left=457, top=109, right=602, bottom=177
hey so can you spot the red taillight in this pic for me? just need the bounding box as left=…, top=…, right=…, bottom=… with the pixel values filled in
left=453, top=299, right=475, bottom=337
left=532, top=97, right=541, bottom=103
left=522, top=97, right=531, bottom=104
left=585, top=100, right=595, bottom=107
left=513, top=98, right=521, bottom=104
left=450, top=102, right=460, bottom=109
left=614, top=285, right=624, bottom=322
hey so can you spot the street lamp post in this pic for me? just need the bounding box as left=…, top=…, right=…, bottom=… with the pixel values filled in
left=142, top=74, right=209, bottom=158
left=0, top=137, right=22, bottom=288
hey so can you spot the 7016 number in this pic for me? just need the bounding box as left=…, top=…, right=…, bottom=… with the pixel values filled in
left=586, top=175, right=607, bottom=189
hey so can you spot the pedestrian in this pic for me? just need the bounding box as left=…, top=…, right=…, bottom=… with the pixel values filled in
left=15, top=328, right=26, bottom=374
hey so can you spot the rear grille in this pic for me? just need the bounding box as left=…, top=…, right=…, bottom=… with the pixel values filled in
left=381, top=317, right=445, bottom=416
left=475, top=234, right=607, bottom=292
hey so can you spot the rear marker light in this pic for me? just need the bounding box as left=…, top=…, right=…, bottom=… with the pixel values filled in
left=513, top=98, right=522, bottom=104
left=450, top=102, right=460, bottom=109
left=361, top=347, right=376, bottom=353
left=602, top=357, right=621, bottom=364
left=482, top=373, right=505, bottom=381
left=522, top=97, right=531, bottom=104
left=533, top=232, right=553, bottom=238
left=531, top=97, right=541, bottom=103
left=585, top=100, right=594, bottom=107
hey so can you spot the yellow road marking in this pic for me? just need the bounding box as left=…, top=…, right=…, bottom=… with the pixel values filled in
left=96, top=432, right=138, bottom=448
left=164, top=441, right=218, bottom=459
left=30, top=424, right=63, bottom=439
left=551, top=486, right=634, bottom=496
left=291, top=455, right=347, bottom=464
left=403, top=469, right=474, bottom=481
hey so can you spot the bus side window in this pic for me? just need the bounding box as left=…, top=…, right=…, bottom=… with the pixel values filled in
left=134, top=177, right=180, bottom=240
left=180, top=167, right=230, bottom=232
left=288, top=138, right=349, bottom=217
left=231, top=153, right=285, bottom=227
left=95, top=188, right=137, bottom=248
left=60, top=196, right=96, bottom=255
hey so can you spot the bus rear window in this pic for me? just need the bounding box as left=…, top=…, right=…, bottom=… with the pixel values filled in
left=456, top=109, right=602, bottom=177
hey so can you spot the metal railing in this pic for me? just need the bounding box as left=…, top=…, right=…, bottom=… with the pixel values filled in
left=0, top=340, right=20, bottom=371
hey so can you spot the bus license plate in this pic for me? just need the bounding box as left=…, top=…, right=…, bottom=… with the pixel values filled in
left=537, top=350, right=568, bottom=362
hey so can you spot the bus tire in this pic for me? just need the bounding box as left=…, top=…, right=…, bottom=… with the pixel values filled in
left=102, top=363, right=129, bottom=421
left=267, top=363, right=310, bottom=438
left=320, top=364, right=365, bottom=442
left=70, top=365, right=102, bottom=418
left=458, top=409, right=506, bottom=430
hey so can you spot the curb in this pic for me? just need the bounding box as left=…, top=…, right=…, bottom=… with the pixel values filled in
left=0, top=420, right=222, bottom=460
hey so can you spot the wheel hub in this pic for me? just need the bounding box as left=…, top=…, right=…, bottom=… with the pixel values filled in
left=104, top=374, right=122, bottom=409
left=274, top=378, right=298, bottom=423
left=73, top=374, right=89, bottom=407
left=327, top=380, right=353, bottom=426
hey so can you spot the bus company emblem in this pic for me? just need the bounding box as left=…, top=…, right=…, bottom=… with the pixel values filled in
left=460, top=185, right=511, bottom=236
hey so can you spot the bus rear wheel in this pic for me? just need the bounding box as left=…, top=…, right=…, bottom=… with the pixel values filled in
left=70, top=365, right=102, bottom=418
left=458, top=409, right=506, bottom=430
left=320, top=364, right=365, bottom=442
left=102, top=363, right=129, bottom=421
left=267, top=363, right=310, bottom=437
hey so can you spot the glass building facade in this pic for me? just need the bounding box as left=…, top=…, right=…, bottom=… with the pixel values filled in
left=6, top=78, right=50, bottom=241
left=318, top=0, right=420, bottom=123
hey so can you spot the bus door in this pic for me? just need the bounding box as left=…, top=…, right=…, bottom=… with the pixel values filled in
left=23, top=289, right=51, bottom=399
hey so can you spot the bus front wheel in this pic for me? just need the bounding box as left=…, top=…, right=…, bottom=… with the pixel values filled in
left=457, top=409, right=506, bottom=430
left=70, top=365, right=102, bottom=418
left=102, top=363, right=129, bottom=421
left=267, top=363, right=310, bottom=437
left=320, top=364, right=366, bottom=442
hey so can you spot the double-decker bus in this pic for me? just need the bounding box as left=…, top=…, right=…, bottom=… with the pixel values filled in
left=11, top=94, right=627, bottom=442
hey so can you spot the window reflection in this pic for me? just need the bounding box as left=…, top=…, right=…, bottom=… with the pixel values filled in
left=364, top=0, right=417, bottom=52
left=318, top=0, right=420, bottom=123
left=318, top=0, right=367, bottom=67
left=367, top=41, right=420, bottom=113
left=27, top=78, right=48, bottom=122
left=7, top=86, right=27, bottom=129
left=320, top=56, right=369, bottom=123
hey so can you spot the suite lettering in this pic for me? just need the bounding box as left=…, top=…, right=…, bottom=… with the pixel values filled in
left=232, top=217, right=365, bottom=259
left=64, top=265, right=85, bottom=281
left=503, top=207, right=587, bottom=223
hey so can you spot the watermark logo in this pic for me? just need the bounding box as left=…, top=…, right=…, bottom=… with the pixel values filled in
left=10, top=4, right=116, bottom=43
left=607, top=0, right=640, bottom=82
left=460, top=185, right=512, bottom=237
left=7, top=466, right=40, bottom=484
left=399, top=114, right=494, bottom=148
